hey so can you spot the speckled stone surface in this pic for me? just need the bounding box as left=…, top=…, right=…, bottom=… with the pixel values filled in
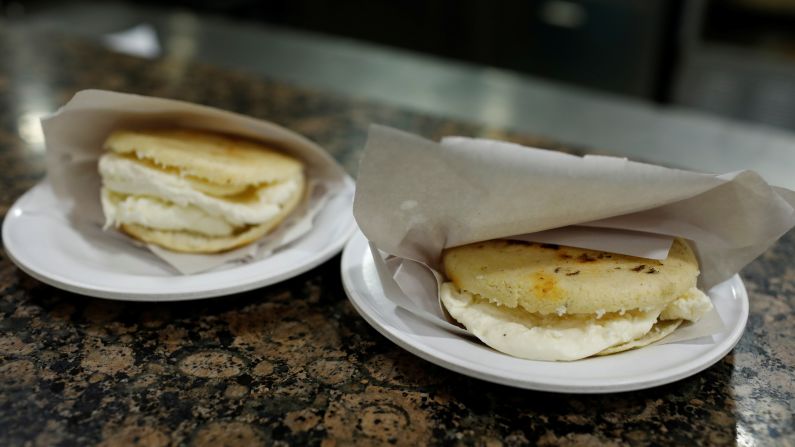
left=0, top=30, right=793, bottom=446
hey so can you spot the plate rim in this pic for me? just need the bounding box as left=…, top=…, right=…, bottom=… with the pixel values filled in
left=341, top=229, right=750, bottom=393
left=2, top=179, right=357, bottom=301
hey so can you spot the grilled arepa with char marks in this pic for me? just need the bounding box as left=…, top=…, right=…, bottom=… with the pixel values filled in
left=443, top=238, right=698, bottom=316
left=440, top=238, right=713, bottom=361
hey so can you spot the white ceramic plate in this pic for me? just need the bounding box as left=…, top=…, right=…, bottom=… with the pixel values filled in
left=341, top=230, right=750, bottom=393
left=2, top=179, right=356, bottom=301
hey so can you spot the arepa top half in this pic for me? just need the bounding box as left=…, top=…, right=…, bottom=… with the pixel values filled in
left=105, top=129, right=303, bottom=187
left=442, top=238, right=699, bottom=316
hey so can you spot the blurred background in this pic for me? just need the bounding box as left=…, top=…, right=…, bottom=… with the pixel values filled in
left=1, top=0, right=794, bottom=186
left=4, top=0, right=795, bottom=130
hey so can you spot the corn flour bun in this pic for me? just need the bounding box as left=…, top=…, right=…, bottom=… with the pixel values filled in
left=105, top=129, right=302, bottom=187
left=99, top=129, right=306, bottom=253
left=440, top=239, right=713, bottom=361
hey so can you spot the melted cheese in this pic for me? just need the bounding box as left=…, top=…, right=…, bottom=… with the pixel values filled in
left=99, top=153, right=303, bottom=235
left=101, top=190, right=236, bottom=236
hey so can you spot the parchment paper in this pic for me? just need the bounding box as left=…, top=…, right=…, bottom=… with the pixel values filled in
left=353, top=125, right=795, bottom=345
left=41, top=90, right=349, bottom=274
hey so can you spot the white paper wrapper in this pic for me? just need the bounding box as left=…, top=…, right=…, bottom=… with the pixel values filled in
left=353, top=125, right=795, bottom=348
left=41, top=90, right=350, bottom=274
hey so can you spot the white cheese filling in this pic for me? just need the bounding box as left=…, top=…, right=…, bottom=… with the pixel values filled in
left=660, top=287, right=713, bottom=321
left=98, top=153, right=303, bottom=236
left=101, top=190, right=236, bottom=237
left=440, top=283, right=711, bottom=362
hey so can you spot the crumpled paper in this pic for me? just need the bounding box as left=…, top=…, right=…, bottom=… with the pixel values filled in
left=353, top=125, right=795, bottom=344
left=41, top=90, right=350, bottom=274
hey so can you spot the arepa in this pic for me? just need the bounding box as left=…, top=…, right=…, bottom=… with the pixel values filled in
left=440, top=238, right=713, bottom=361
left=98, top=128, right=306, bottom=253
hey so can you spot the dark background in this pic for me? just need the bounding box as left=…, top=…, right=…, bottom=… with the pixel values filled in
left=4, top=0, right=795, bottom=130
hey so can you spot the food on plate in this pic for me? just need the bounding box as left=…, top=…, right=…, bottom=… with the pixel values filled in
left=98, top=129, right=305, bottom=253
left=440, top=238, right=713, bottom=361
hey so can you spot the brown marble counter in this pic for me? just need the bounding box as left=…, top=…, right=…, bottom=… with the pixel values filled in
left=0, top=29, right=793, bottom=446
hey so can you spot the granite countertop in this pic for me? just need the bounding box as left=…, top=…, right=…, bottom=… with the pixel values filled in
left=0, top=30, right=793, bottom=446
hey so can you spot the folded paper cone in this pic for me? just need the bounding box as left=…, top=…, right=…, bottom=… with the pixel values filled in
left=354, top=125, right=795, bottom=361
left=42, top=90, right=350, bottom=274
